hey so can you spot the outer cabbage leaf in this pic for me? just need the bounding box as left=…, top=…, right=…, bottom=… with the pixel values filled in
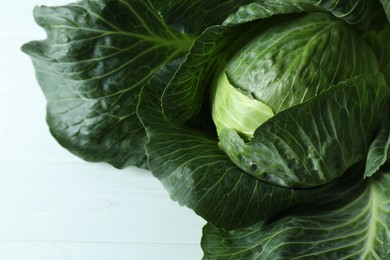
left=202, top=164, right=390, bottom=259
left=365, top=23, right=390, bottom=90
left=160, top=25, right=229, bottom=126
left=223, top=0, right=318, bottom=25
left=149, top=0, right=253, bottom=35
left=365, top=126, right=390, bottom=178
left=219, top=74, right=387, bottom=188
left=225, top=0, right=384, bottom=31
left=22, top=0, right=193, bottom=168
left=362, top=22, right=390, bottom=178
left=379, top=0, right=390, bottom=23
left=138, top=26, right=328, bottom=230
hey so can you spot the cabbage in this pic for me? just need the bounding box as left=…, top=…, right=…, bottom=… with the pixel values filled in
left=23, top=0, right=390, bottom=258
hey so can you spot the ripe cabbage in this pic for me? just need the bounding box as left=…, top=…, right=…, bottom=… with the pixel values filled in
left=23, top=0, right=390, bottom=258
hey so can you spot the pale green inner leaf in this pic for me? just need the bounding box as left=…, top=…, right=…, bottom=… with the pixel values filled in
left=212, top=71, right=274, bottom=139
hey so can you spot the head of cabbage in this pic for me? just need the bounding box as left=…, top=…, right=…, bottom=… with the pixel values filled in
left=23, top=0, right=390, bottom=258
left=211, top=12, right=386, bottom=187
left=212, top=12, right=379, bottom=139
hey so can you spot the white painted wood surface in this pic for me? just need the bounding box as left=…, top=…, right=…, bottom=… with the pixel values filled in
left=0, top=1, right=205, bottom=259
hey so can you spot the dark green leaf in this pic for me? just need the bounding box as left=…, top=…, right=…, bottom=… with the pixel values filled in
left=223, top=0, right=319, bottom=25
left=161, top=25, right=227, bottom=126
left=225, top=0, right=383, bottom=31
left=202, top=165, right=390, bottom=259
left=379, top=0, right=390, bottom=23
left=365, top=126, right=390, bottom=178
left=149, top=0, right=253, bottom=35
left=365, top=23, right=390, bottom=89
left=160, top=18, right=279, bottom=127
left=22, top=0, right=192, bottom=168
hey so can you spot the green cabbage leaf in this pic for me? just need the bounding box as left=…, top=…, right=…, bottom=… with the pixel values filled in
left=202, top=164, right=390, bottom=259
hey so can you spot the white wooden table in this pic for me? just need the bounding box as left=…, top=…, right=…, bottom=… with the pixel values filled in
left=0, top=1, right=205, bottom=259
